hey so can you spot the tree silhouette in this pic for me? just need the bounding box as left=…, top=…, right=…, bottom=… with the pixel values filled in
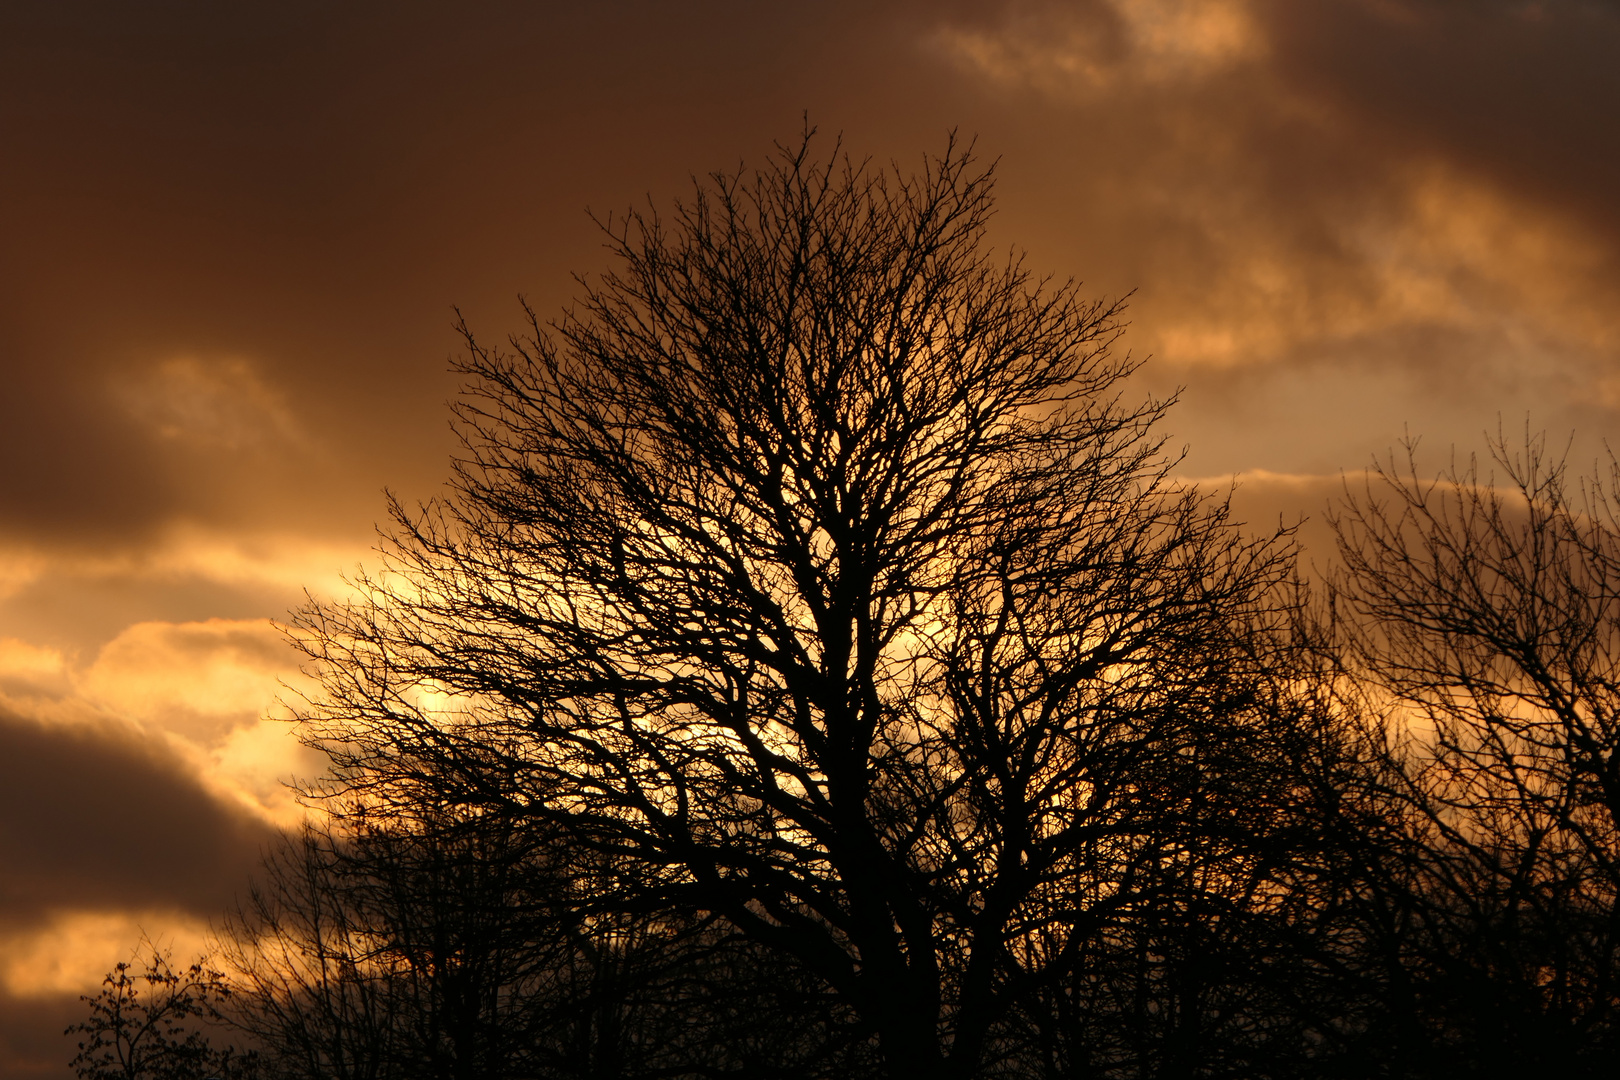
left=68, top=942, right=256, bottom=1080
left=288, top=129, right=1306, bottom=1079
left=68, top=133, right=1620, bottom=1080
left=1330, top=430, right=1620, bottom=1076
left=218, top=801, right=874, bottom=1080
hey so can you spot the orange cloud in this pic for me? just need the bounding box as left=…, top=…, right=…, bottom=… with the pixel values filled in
left=114, top=356, right=307, bottom=452
left=930, top=0, right=1264, bottom=94
left=82, top=618, right=295, bottom=735
left=0, top=910, right=212, bottom=1000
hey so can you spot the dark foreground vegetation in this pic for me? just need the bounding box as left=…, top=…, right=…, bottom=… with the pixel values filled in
left=70, top=133, right=1620, bottom=1079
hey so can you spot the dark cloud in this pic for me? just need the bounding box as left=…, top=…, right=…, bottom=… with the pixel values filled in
left=3, top=0, right=1615, bottom=545
left=0, top=708, right=278, bottom=926
left=0, top=990, right=79, bottom=1080
left=0, top=0, right=940, bottom=545
left=1262, top=0, right=1620, bottom=241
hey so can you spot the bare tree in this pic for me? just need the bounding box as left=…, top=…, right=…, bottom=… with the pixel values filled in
left=217, top=823, right=402, bottom=1080
left=1331, top=430, right=1620, bottom=1073
left=290, top=130, right=1301, bottom=1078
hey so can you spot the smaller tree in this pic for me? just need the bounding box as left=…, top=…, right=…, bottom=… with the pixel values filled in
left=218, top=806, right=873, bottom=1080
left=68, top=941, right=257, bottom=1080
left=1330, top=429, right=1620, bottom=1075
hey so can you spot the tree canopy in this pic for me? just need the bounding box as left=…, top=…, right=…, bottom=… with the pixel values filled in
left=290, top=131, right=1306, bottom=1078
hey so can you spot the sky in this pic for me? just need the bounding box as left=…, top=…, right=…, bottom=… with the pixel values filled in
left=2, top=1, right=1617, bottom=1073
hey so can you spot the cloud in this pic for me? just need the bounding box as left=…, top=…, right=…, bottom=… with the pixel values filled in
left=0, top=615, right=328, bottom=828
left=0, top=526, right=368, bottom=660
left=0, top=987, right=82, bottom=1079
left=1260, top=0, right=1620, bottom=232
left=126, top=525, right=368, bottom=600
left=0, top=707, right=278, bottom=936
left=1136, top=155, right=1619, bottom=371
left=1178, top=468, right=1347, bottom=566
left=0, top=619, right=321, bottom=1050
left=932, top=0, right=1620, bottom=375
left=74, top=618, right=326, bottom=825
left=114, top=356, right=307, bottom=452
left=917, top=0, right=1620, bottom=497
left=81, top=618, right=298, bottom=736
left=0, top=639, right=72, bottom=699
left=929, top=0, right=1264, bottom=94
left=0, top=910, right=212, bottom=1000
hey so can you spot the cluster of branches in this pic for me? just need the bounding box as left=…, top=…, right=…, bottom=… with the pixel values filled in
left=212, top=804, right=862, bottom=1080
left=67, top=946, right=256, bottom=1080
left=71, top=132, right=1620, bottom=1079
left=1318, top=431, right=1620, bottom=1078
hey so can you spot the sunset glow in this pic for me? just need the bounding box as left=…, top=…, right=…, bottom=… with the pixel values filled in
left=2, top=2, right=1616, bottom=1076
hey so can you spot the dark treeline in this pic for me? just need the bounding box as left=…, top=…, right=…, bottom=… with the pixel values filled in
left=71, top=132, right=1620, bottom=1080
